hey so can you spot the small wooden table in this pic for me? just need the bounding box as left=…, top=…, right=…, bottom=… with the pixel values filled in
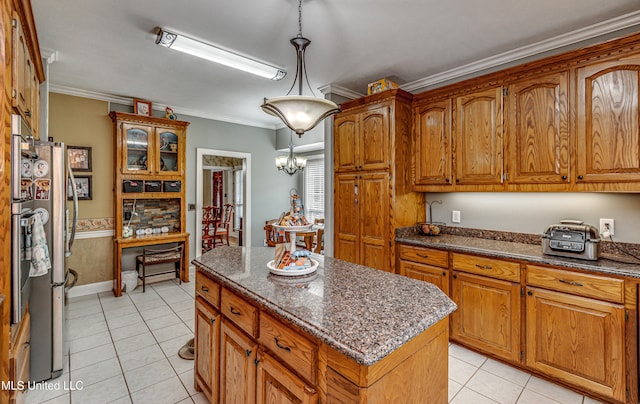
left=113, top=232, right=189, bottom=297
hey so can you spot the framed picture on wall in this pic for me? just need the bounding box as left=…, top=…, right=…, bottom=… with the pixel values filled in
left=67, top=146, right=92, bottom=172
left=68, top=175, right=92, bottom=200
left=134, top=98, right=152, bottom=116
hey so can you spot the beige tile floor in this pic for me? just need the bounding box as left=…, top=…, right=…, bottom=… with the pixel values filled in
left=25, top=269, right=604, bottom=404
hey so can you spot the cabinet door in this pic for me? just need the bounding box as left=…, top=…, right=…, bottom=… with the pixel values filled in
left=334, top=114, right=358, bottom=172
left=577, top=56, right=640, bottom=183
left=334, top=174, right=359, bottom=264
left=12, top=13, right=34, bottom=129
left=414, top=100, right=452, bottom=185
left=399, top=260, right=449, bottom=296
left=454, top=87, right=504, bottom=185
left=359, top=106, right=390, bottom=171
left=220, top=320, right=257, bottom=404
left=195, top=298, right=219, bottom=402
left=256, top=351, right=318, bottom=404
left=526, top=287, right=625, bottom=402
left=156, top=127, right=183, bottom=176
left=506, top=72, right=569, bottom=184
left=359, top=172, right=390, bottom=272
left=121, top=123, right=153, bottom=175
left=451, top=271, right=521, bottom=362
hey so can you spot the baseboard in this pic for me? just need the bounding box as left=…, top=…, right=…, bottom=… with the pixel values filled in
left=66, top=265, right=196, bottom=299
left=67, top=280, right=112, bottom=298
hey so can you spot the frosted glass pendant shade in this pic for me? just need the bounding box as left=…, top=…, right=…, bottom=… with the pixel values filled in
left=262, top=96, right=340, bottom=136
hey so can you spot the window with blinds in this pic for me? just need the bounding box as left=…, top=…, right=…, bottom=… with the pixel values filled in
left=304, top=157, right=324, bottom=223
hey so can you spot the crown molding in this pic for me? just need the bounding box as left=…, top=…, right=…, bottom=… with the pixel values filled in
left=48, top=84, right=280, bottom=130
left=318, top=84, right=363, bottom=100
left=402, top=10, right=640, bottom=93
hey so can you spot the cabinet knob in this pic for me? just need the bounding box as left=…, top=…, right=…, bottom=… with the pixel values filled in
left=577, top=175, right=584, bottom=180
left=25, top=110, right=31, bottom=117
left=527, top=291, right=533, bottom=296
left=561, top=175, right=567, bottom=180
left=246, top=349, right=252, bottom=357
left=455, top=179, right=459, bottom=183
left=445, top=178, right=450, bottom=183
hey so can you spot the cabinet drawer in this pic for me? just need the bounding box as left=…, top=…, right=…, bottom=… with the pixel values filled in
left=452, top=253, right=520, bottom=282
left=221, top=288, right=259, bottom=338
left=196, top=272, right=220, bottom=309
left=259, top=312, right=317, bottom=384
left=526, top=265, right=624, bottom=304
left=399, top=244, right=449, bottom=268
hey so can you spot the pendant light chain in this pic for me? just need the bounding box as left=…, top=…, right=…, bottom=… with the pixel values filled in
left=298, top=0, right=303, bottom=37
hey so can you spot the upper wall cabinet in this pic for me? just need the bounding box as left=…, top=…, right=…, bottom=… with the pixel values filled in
left=335, top=104, right=390, bottom=172
left=577, top=55, right=640, bottom=184
left=505, top=71, right=570, bottom=186
left=414, top=99, right=452, bottom=186
left=453, top=87, right=504, bottom=185
left=12, top=11, right=41, bottom=136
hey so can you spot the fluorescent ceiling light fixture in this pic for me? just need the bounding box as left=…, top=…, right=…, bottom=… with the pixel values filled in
left=156, top=28, right=286, bottom=81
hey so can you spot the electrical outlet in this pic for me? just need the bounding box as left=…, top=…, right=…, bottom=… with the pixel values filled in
left=452, top=210, right=461, bottom=223
left=599, top=218, right=614, bottom=236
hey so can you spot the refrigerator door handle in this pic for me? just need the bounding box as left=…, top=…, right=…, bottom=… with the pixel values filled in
left=66, top=164, right=78, bottom=256
left=51, top=271, right=70, bottom=288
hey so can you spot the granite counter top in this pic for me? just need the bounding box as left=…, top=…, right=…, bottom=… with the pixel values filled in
left=192, top=247, right=456, bottom=366
left=396, top=228, right=640, bottom=279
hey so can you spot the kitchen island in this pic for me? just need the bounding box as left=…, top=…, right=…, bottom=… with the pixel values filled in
left=192, top=246, right=457, bottom=403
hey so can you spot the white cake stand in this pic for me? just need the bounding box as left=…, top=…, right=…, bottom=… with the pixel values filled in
left=272, top=223, right=313, bottom=253
left=270, top=223, right=316, bottom=276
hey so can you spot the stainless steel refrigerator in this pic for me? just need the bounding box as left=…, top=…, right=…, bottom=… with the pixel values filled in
left=11, top=114, right=78, bottom=382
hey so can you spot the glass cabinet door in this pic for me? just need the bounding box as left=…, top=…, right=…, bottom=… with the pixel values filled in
left=156, top=128, right=182, bottom=175
left=122, top=124, right=152, bottom=175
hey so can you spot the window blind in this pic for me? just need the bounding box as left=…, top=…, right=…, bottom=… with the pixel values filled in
left=304, top=158, right=324, bottom=223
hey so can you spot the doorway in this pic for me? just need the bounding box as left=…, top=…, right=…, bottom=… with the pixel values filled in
left=196, top=148, right=251, bottom=257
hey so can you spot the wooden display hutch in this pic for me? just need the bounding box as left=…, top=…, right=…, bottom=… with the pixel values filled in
left=109, top=111, right=190, bottom=297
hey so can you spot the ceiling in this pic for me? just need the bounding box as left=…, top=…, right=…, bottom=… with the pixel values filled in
left=33, top=0, right=640, bottom=130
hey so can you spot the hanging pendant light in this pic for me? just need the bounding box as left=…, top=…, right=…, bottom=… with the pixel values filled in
left=262, top=0, right=340, bottom=137
left=276, top=131, right=307, bottom=175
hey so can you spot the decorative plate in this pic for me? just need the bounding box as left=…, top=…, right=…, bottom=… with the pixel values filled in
left=267, top=259, right=318, bottom=277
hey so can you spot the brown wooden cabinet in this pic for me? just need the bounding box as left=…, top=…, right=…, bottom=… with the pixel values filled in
left=9, top=310, right=29, bottom=403
left=335, top=172, right=390, bottom=272
left=11, top=11, right=39, bottom=136
left=256, top=350, right=318, bottom=404
left=220, top=319, right=257, bottom=403
left=110, top=112, right=190, bottom=296
left=450, top=253, right=521, bottom=363
left=414, top=99, right=452, bottom=186
left=398, top=244, right=450, bottom=296
left=505, top=71, right=570, bottom=186
left=526, top=287, right=625, bottom=402
left=195, top=297, right=219, bottom=402
left=335, top=105, right=390, bottom=172
left=577, top=55, right=640, bottom=185
left=333, top=90, right=424, bottom=273
left=454, top=87, right=504, bottom=185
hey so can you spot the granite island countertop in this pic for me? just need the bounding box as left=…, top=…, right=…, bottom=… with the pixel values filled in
left=192, top=246, right=456, bottom=366
left=396, top=228, right=640, bottom=279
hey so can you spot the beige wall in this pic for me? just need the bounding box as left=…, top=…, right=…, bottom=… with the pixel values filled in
left=49, top=93, right=113, bottom=220
left=49, top=93, right=114, bottom=285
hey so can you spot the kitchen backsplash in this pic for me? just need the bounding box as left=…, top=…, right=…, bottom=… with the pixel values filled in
left=122, top=199, right=181, bottom=231
left=397, top=226, right=640, bottom=260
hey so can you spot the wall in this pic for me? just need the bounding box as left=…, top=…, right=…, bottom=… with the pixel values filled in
left=426, top=192, right=640, bottom=244
left=49, top=93, right=113, bottom=285
left=108, top=102, right=298, bottom=256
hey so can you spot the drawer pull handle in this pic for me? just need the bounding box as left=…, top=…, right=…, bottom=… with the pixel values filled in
left=475, top=264, right=492, bottom=270
left=201, top=286, right=209, bottom=292
left=559, top=279, right=583, bottom=287
left=416, top=253, right=430, bottom=259
left=274, top=337, right=291, bottom=352
left=229, top=306, right=241, bottom=315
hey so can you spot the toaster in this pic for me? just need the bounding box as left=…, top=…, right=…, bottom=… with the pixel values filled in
left=541, top=220, right=601, bottom=260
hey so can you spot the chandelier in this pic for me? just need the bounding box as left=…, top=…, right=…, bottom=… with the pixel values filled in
left=276, top=132, right=306, bottom=175
left=262, top=0, right=340, bottom=137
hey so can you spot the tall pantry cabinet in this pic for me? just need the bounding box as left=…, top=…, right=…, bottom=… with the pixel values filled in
left=334, top=89, right=425, bottom=273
